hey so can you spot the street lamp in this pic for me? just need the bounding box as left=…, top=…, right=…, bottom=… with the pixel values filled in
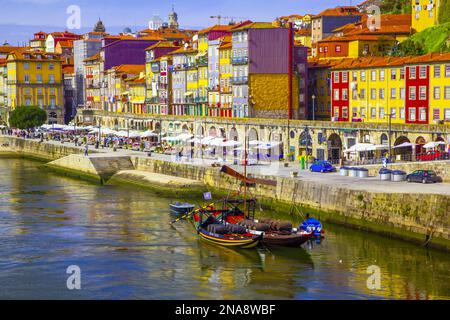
left=311, top=94, right=316, bottom=121
left=388, top=112, right=394, bottom=163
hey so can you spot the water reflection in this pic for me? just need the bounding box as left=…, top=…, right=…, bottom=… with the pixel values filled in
left=0, top=158, right=449, bottom=300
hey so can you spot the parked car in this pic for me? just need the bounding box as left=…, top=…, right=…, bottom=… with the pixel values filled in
left=310, top=161, right=335, bottom=173
left=406, top=170, right=440, bottom=184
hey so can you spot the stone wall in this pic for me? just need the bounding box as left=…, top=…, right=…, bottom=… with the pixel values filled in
left=363, top=161, right=450, bottom=182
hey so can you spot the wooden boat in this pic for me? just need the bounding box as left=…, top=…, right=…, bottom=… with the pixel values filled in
left=191, top=209, right=263, bottom=249
left=169, top=202, right=195, bottom=215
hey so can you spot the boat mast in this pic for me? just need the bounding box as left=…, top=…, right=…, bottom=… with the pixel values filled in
left=243, top=127, right=247, bottom=215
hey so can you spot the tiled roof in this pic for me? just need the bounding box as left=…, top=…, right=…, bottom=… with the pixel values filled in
left=62, top=66, right=74, bottom=74
left=319, top=34, right=395, bottom=43
left=113, top=64, right=145, bottom=74
left=168, top=46, right=198, bottom=55
left=144, top=41, right=180, bottom=51
left=315, top=6, right=362, bottom=18
left=0, top=45, right=23, bottom=54
left=7, top=48, right=62, bottom=61
left=336, top=14, right=412, bottom=36
left=57, top=40, right=74, bottom=48
left=83, top=53, right=100, bottom=62
left=231, top=22, right=277, bottom=31
left=198, top=25, right=234, bottom=35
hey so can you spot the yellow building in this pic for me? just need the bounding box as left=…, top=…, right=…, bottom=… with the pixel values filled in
left=186, top=49, right=199, bottom=116
left=330, top=54, right=450, bottom=125
left=197, top=32, right=209, bottom=116
left=6, top=48, right=64, bottom=124
left=127, top=72, right=146, bottom=115
left=219, top=38, right=233, bottom=117
left=412, top=0, right=441, bottom=32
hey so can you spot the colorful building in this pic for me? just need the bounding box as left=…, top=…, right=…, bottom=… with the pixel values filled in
left=6, top=48, right=64, bottom=124
left=30, top=32, right=47, bottom=51
left=63, top=65, right=76, bottom=123
left=218, top=37, right=233, bottom=117
left=0, top=45, right=22, bottom=124
left=126, top=72, right=146, bottom=114
left=231, top=22, right=308, bottom=119
left=330, top=53, right=450, bottom=125
left=412, top=0, right=441, bottom=33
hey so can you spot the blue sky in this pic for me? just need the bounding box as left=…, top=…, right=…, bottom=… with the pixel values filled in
left=1, top=0, right=350, bottom=43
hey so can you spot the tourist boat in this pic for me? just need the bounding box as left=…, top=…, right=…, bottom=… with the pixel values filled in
left=191, top=208, right=263, bottom=249
left=169, top=202, right=195, bottom=215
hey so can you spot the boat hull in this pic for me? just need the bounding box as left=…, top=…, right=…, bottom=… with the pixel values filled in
left=198, top=229, right=262, bottom=249
left=262, top=233, right=312, bottom=247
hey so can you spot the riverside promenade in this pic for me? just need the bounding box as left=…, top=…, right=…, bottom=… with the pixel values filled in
left=1, top=135, right=450, bottom=251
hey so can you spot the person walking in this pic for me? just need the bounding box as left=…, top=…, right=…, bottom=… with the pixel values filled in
left=84, top=144, right=89, bottom=157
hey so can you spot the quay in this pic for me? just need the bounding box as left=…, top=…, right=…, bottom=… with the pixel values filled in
left=1, top=134, right=449, bottom=251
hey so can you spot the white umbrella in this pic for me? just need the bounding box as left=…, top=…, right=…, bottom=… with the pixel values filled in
left=141, top=130, right=158, bottom=138
left=344, top=143, right=375, bottom=153
left=393, top=142, right=414, bottom=149
left=423, top=141, right=445, bottom=149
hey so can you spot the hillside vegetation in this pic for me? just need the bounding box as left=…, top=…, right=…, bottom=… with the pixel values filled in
left=396, top=22, right=450, bottom=55
left=380, top=0, right=411, bottom=14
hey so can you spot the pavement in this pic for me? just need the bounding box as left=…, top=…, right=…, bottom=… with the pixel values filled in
left=4, top=135, right=450, bottom=196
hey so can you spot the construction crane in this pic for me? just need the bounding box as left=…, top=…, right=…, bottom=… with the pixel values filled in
left=210, top=15, right=247, bottom=25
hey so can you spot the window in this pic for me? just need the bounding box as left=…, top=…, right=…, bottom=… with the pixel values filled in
left=400, top=68, right=405, bottom=80
left=419, top=66, right=427, bottom=79
left=49, top=63, right=54, bottom=70
left=360, top=89, right=366, bottom=99
left=433, top=108, right=440, bottom=120
left=342, top=107, right=348, bottom=119
left=334, top=89, right=339, bottom=100
left=445, top=108, right=450, bottom=120
left=36, top=63, right=42, bottom=70
left=433, top=86, right=440, bottom=99
left=333, top=107, right=339, bottom=118
left=419, top=107, right=427, bottom=121
left=24, top=74, right=30, bottom=83
left=434, top=65, right=441, bottom=78
left=361, top=107, right=366, bottom=118
left=49, top=75, right=55, bottom=84
left=335, top=45, right=341, bottom=52
left=371, top=70, right=377, bottom=81
left=419, top=86, right=427, bottom=100
left=391, top=69, right=397, bottom=80
left=379, top=70, right=385, bottom=81
left=352, top=71, right=357, bottom=81
left=409, top=67, right=416, bottom=79
left=361, top=70, right=366, bottom=81
left=445, top=65, right=450, bottom=77
left=390, top=108, right=396, bottom=119
left=409, top=86, right=416, bottom=100
left=342, top=72, right=348, bottom=83
left=24, top=63, right=29, bottom=70
left=445, top=86, right=450, bottom=99
left=371, top=88, right=376, bottom=100
left=409, top=108, right=416, bottom=121
left=342, top=89, right=348, bottom=100
left=352, top=89, right=358, bottom=100
left=379, top=88, right=385, bottom=99
left=400, top=88, right=405, bottom=99
left=379, top=108, right=385, bottom=119
left=37, top=74, right=42, bottom=83
left=400, top=107, right=405, bottom=119
left=371, top=107, right=376, bottom=118
left=391, top=88, right=397, bottom=99
left=334, top=72, right=339, bottom=83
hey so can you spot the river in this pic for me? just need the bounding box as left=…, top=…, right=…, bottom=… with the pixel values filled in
left=0, top=158, right=449, bottom=300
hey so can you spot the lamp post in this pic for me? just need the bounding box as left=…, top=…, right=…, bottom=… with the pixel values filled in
left=311, top=94, right=316, bottom=121
left=388, top=111, right=394, bottom=163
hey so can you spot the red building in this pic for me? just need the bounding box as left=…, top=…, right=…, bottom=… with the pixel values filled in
left=331, top=70, right=350, bottom=121
left=405, top=64, right=429, bottom=124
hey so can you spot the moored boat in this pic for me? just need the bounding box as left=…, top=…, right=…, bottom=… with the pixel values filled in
left=169, top=202, right=195, bottom=215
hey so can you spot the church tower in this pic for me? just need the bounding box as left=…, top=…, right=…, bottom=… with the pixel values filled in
left=168, top=5, right=179, bottom=29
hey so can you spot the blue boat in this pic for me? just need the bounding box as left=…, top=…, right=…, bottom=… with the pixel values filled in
left=299, top=217, right=324, bottom=238
left=169, top=202, right=195, bottom=215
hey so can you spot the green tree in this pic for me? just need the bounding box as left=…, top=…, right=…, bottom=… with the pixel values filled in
left=395, top=39, right=426, bottom=56
left=380, top=0, right=411, bottom=14
left=9, top=106, right=47, bottom=129
left=439, top=0, right=450, bottom=24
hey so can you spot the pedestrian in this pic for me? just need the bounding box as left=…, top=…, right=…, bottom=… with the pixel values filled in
left=84, top=144, right=89, bottom=157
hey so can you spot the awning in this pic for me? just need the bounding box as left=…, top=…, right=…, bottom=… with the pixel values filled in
left=393, top=142, right=415, bottom=149
left=423, top=141, right=445, bottom=149
left=344, top=143, right=376, bottom=153
left=184, top=92, right=194, bottom=96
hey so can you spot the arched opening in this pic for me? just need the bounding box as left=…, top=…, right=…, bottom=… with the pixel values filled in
left=393, top=136, right=412, bottom=161
left=415, top=136, right=426, bottom=156
left=268, top=131, right=283, bottom=161
left=435, top=136, right=446, bottom=152
left=299, top=129, right=312, bottom=157
left=380, top=133, right=388, bottom=146
left=247, top=128, right=259, bottom=161
left=182, top=124, right=189, bottom=133
left=327, top=133, right=342, bottom=164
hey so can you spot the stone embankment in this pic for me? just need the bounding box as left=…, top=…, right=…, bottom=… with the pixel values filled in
left=1, top=135, right=449, bottom=251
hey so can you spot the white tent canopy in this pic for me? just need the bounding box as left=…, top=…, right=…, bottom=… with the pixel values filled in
left=393, top=142, right=415, bottom=149
left=141, top=130, right=158, bottom=138
left=423, top=141, right=445, bottom=149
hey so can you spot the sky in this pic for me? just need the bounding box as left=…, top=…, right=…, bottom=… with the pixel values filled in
left=0, top=0, right=351, bottom=43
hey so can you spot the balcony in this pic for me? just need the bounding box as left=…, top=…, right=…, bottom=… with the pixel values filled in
left=231, top=76, right=248, bottom=85
left=195, top=96, right=208, bottom=103
left=232, top=57, right=249, bottom=65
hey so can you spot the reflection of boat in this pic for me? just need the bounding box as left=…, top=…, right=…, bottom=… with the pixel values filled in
left=169, top=202, right=195, bottom=215
left=191, top=209, right=263, bottom=249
